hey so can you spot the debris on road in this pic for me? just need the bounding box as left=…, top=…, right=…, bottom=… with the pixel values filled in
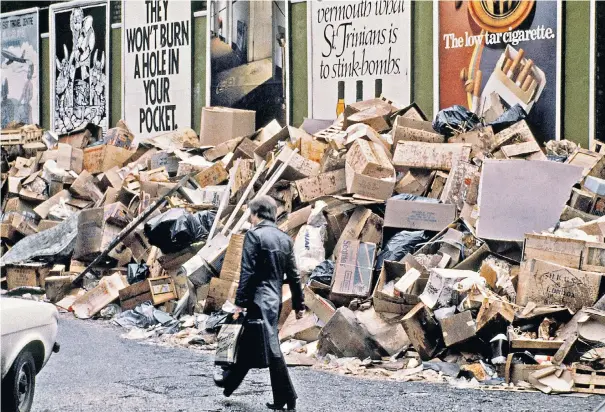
left=2, top=101, right=604, bottom=395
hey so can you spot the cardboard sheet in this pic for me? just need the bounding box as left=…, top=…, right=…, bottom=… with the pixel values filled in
left=476, top=160, right=583, bottom=241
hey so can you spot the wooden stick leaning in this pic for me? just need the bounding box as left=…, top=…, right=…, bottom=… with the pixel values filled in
left=220, top=159, right=267, bottom=236
left=71, top=175, right=189, bottom=286
left=206, top=158, right=240, bottom=240
left=231, top=148, right=299, bottom=234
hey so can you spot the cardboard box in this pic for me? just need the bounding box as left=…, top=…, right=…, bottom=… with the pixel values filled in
left=5, top=264, right=50, bottom=290
left=522, top=233, right=586, bottom=269
left=200, top=107, right=256, bottom=146
left=276, top=146, right=321, bottom=181
left=517, top=259, right=604, bottom=311
left=33, top=189, right=72, bottom=219
left=565, top=148, right=605, bottom=179
left=83, top=145, right=134, bottom=174
left=196, top=185, right=228, bottom=207
left=255, top=126, right=312, bottom=162
left=345, top=106, right=391, bottom=132
left=440, top=311, right=476, bottom=347
left=392, top=116, right=445, bottom=146
left=419, top=268, right=480, bottom=309
left=295, top=169, right=346, bottom=203
left=394, top=170, right=435, bottom=196
left=392, top=141, right=472, bottom=172
left=70, top=170, right=103, bottom=201
left=203, top=277, right=238, bottom=314
left=149, top=151, right=180, bottom=175
left=570, top=188, right=597, bottom=213
left=73, top=207, right=123, bottom=261
left=346, top=139, right=394, bottom=179
left=440, top=161, right=480, bottom=211
left=384, top=198, right=457, bottom=231
left=401, top=302, right=443, bottom=360
left=331, top=240, right=377, bottom=300
left=193, top=162, right=229, bottom=188
left=279, top=311, right=323, bottom=343
left=304, top=286, right=336, bottom=324
left=332, top=207, right=382, bottom=258
left=448, top=126, right=496, bottom=157
left=373, top=260, right=422, bottom=314
left=57, top=143, right=83, bottom=173
left=581, top=242, right=605, bottom=273
left=72, top=273, right=128, bottom=319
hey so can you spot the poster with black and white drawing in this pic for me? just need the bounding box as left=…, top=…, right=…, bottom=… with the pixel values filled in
left=122, top=0, right=192, bottom=138
left=208, top=0, right=288, bottom=128
left=307, top=0, right=411, bottom=120
left=1, top=8, right=39, bottom=128
left=50, top=0, right=109, bottom=134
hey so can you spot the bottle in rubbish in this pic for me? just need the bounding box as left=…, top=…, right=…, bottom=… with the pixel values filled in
left=375, top=79, right=382, bottom=98
left=490, top=334, right=509, bottom=365
left=336, top=81, right=345, bottom=117
left=356, top=80, right=363, bottom=102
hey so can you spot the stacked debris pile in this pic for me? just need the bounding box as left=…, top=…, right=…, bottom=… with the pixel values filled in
left=1, top=100, right=604, bottom=396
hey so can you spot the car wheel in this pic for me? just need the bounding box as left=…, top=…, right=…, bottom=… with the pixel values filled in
left=1, top=350, right=36, bottom=412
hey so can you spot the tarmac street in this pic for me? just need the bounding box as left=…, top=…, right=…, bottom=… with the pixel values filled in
left=31, top=314, right=603, bottom=412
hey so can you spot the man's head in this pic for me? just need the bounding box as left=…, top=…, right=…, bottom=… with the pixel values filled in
left=248, top=195, right=277, bottom=226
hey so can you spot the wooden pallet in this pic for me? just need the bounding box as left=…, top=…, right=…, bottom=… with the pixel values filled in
left=473, top=385, right=538, bottom=393
left=572, top=365, right=605, bottom=395
left=0, top=125, right=43, bottom=146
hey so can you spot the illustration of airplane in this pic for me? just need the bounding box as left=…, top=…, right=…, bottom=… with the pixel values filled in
left=1, top=49, right=28, bottom=65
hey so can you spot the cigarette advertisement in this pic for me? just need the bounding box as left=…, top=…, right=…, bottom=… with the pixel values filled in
left=308, top=0, right=411, bottom=120
left=436, top=0, right=561, bottom=142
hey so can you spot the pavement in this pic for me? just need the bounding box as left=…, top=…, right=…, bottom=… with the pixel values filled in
left=31, top=314, right=604, bottom=412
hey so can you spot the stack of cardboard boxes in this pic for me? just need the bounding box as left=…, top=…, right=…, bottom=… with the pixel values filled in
left=1, top=100, right=604, bottom=394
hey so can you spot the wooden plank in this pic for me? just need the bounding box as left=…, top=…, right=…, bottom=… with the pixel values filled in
left=392, top=142, right=472, bottom=172
left=295, top=169, right=346, bottom=203
left=493, top=120, right=536, bottom=149
left=501, top=141, right=542, bottom=158
left=510, top=339, right=564, bottom=350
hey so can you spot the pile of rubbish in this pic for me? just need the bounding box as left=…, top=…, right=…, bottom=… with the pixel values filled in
left=1, top=100, right=604, bottom=395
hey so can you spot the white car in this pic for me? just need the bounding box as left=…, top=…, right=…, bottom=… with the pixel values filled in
left=1, top=297, right=60, bottom=412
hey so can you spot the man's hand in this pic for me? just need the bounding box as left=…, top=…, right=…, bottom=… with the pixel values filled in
left=295, top=310, right=305, bottom=320
left=233, top=305, right=245, bottom=320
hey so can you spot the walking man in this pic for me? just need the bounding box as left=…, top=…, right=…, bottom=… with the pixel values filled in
left=215, top=195, right=304, bottom=411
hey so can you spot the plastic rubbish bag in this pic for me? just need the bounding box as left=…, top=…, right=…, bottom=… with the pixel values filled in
left=487, top=104, right=526, bottom=134
left=432, top=105, right=480, bottom=137
left=309, top=259, right=335, bottom=286
left=294, top=201, right=328, bottom=275
left=375, top=230, right=431, bottom=270
left=144, top=208, right=215, bottom=253
left=205, top=310, right=230, bottom=332
left=127, top=263, right=149, bottom=285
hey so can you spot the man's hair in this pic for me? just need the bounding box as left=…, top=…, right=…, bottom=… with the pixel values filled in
left=249, top=195, right=277, bottom=222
